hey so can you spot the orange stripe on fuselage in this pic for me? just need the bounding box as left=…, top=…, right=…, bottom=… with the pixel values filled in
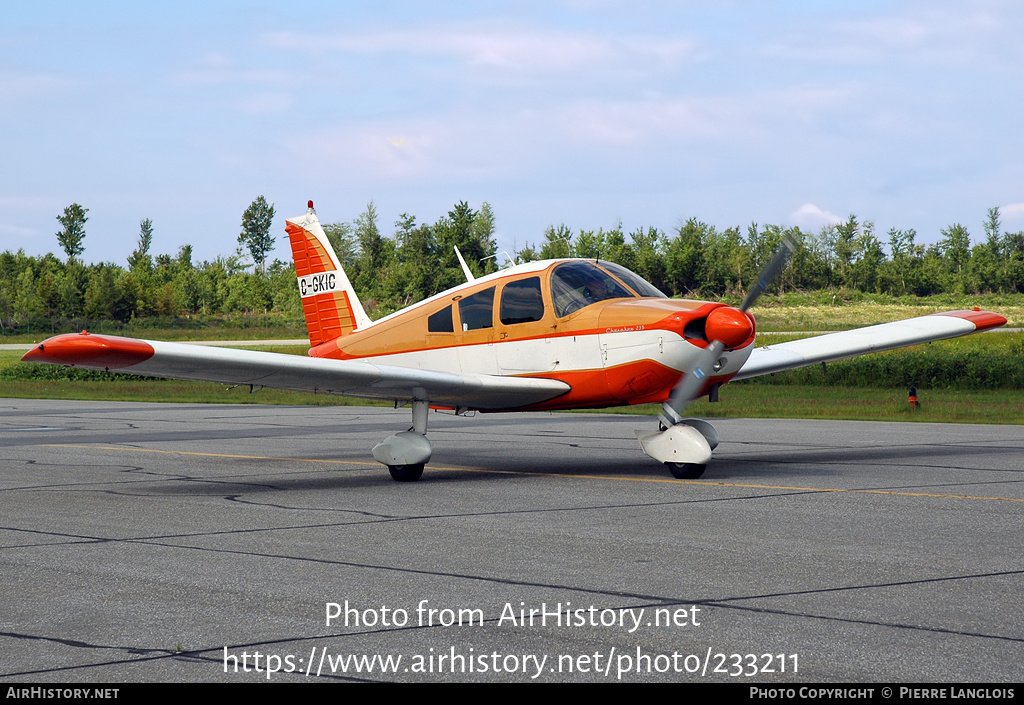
left=500, top=360, right=735, bottom=412
left=311, top=299, right=728, bottom=361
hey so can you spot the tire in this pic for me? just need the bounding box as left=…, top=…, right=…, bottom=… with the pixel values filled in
left=666, top=463, right=706, bottom=479
left=388, top=464, right=424, bottom=482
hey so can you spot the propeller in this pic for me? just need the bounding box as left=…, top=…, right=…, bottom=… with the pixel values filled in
left=663, top=236, right=796, bottom=424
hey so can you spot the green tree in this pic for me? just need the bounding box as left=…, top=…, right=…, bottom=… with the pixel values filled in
left=433, top=201, right=491, bottom=289
left=984, top=207, right=1001, bottom=250
left=515, top=243, right=540, bottom=263
left=1004, top=229, right=1024, bottom=293
left=394, top=215, right=437, bottom=303
left=238, top=196, right=276, bottom=276
left=980, top=207, right=1004, bottom=291
left=883, top=227, right=920, bottom=294
left=850, top=221, right=884, bottom=292
left=56, top=204, right=88, bottom=262
left=539, top=224, right=573, bottom=259
left=939, top=223, right=972, bottom=291
left=629, top=226, right=667, bottom=293
left=471, top=202, right=498, bottom=274
left=14, top=267, right=43, bottom=322
left=355, top=201, right=384, bottom=271
left=601, top=224, right=632, bottom=271
left=572, top=228, right=606, bottom=260
left=827, top=215, right=859, bottom=287
left=323, top=222, right=357, bottom=267
left=128, top=218, right=154, bottom=273
left=60, top=262, right=87, bottom=317
left=785, top=227, right=831, bottom=291
left=702, top=226, right=745, bottom=295
left=665, top=218, right=708, bottom=295
left=84, top=265, right=118, bottom=320
left=352, top=200, right=389, bottom=298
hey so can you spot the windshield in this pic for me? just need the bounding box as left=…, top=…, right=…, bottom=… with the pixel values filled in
left=550, top=261, right=634, bottom=317
left=596, top=261, right=668, bottom=299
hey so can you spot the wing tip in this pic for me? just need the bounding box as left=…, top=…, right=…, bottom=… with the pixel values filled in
left=21, top=332, right=155, bottom=369
left=932, top=309, right=1007, bottom=332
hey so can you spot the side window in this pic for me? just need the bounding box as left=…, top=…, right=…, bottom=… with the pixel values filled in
left=458, top=287, right=494, bottom=331
left=427, top=305, right=454, bottom=333
left=500, top=277, right=544, bottom=325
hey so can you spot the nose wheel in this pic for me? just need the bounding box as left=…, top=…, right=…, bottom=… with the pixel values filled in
left=388, top=464, right=425, bottom=482
left=665, top=462, right=706, bottom=480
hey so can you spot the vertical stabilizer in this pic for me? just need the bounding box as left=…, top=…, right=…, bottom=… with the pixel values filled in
left=285, top=202, right=371, bottom=346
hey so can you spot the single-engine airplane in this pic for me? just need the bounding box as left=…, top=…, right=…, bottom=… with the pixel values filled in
left=22, top=202, right=1007, bottom=481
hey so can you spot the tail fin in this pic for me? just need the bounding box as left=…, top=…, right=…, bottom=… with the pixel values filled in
left=285, top=202, right=371, bottom=346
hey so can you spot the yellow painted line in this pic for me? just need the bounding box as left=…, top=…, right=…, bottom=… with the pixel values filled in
left=44, top=444, right=372, bottom=467
left=44, top=444, right=1024, bottom=503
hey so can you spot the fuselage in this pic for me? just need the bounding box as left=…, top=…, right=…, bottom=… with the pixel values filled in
left=308, top=259, right=756, bottom=411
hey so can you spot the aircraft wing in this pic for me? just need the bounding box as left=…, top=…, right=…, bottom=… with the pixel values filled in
left=734, top=309, right=1007, bottom=380
left=21, top=333, right=570, bottom=411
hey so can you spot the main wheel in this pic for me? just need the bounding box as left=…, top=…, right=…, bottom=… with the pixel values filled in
left=388, top=463, right=424, bottom=482
left=666, top=463, right=706, bottom=479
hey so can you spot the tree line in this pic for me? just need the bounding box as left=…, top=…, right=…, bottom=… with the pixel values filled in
left=2, top=199, right=1022, bottom=335
left=526, top=207, right=1024, bottom=300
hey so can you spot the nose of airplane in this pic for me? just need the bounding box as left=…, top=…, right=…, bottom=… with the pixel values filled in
left=704, top=306, right=754, bottom=349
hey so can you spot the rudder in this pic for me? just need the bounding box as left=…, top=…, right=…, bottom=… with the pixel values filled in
left=285, top=201, right=371, bottom=346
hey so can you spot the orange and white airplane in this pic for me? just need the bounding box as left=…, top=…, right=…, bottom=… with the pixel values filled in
left=22, top=201, right=1007, bottom=481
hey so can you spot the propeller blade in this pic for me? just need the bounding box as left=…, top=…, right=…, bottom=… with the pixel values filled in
left=739, top=236, right=796, bottom=312
left=664, top=236, right=796, bottom=419
left=665, top=340, right=724, bottom=416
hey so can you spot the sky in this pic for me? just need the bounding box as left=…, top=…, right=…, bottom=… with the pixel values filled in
left=2, top=1, right=1022, bottom=269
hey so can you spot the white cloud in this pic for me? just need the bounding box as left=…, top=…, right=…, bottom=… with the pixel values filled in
left=761, top=5, right=1020, bottom=70
left=168, top=54, right=292, bottom=87
left=1001, top=203, right=1024, bottom=224
left=555, top=98, right=722, bottom=146
left=265, top=27, right=696, bottom=73
left=0, top=69, right=75, bottom=107
left=231, top=92, right=293, bottom=116
left=0, top=223, right=36, bottom=237
left=789, top=203, right=842, bottom=232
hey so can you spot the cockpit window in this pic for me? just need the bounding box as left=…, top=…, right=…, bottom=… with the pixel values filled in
left=550, top=261, right=634, bottom=317
left=596, top=261, right=668, bottom=299
left=500, top=277, right=544, bottom=324
left=458, top=287, right=494, bottom=331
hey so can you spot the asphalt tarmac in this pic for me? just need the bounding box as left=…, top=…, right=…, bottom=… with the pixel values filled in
left=1, top=399, right=1021, bottom=683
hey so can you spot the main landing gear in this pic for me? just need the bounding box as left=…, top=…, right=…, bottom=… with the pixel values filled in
left=634, top=403, right=719, bottom=480
left=372, top=400, right=718, bottom=483
left=372, top=399, right=431, bottom=482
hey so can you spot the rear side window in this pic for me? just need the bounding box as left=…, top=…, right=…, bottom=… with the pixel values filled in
left=500, top=277, right=544, bottom=325
left=427, top=305, right=454, bottom=332
left=458, top=287, right=494, bottom=331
